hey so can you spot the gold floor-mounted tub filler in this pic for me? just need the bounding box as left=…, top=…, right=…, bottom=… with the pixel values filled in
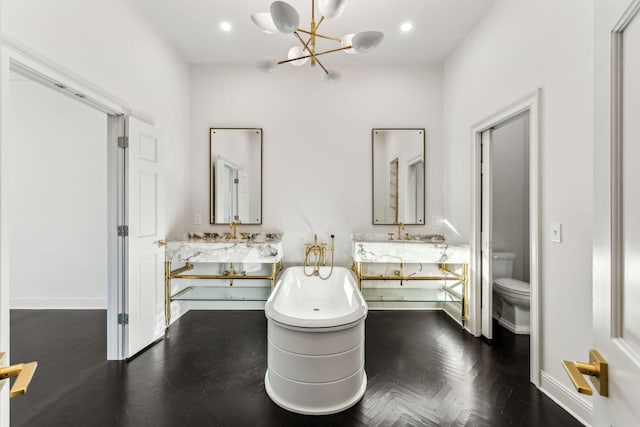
left=304, top=233, right=336, bottom=279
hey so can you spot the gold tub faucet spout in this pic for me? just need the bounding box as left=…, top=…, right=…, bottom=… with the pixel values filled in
left=397, top=222, right=405, bottom=240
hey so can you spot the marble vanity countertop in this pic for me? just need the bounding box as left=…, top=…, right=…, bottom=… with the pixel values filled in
left=165, top=232, right=283, bottom=263
left=352, top=233, right=469, bottom=264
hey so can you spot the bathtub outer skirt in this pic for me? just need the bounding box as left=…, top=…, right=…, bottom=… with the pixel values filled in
left=265, top=318, right=367, bottom=415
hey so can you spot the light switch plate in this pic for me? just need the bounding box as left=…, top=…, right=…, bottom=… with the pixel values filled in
left=550, top=222, right=562, bottom=243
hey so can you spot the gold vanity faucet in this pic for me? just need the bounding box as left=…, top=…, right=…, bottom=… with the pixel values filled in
left=230, top=221, right=238, bottom=239
left=397, top=222, right=405, bottom=240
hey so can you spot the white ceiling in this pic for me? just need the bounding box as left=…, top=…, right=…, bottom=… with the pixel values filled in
left=136, top=0, right=497, bottom=65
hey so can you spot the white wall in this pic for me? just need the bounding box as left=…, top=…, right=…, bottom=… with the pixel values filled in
left=189, top=64, right=444, bottom=264
left=492, top=114, right=529, bottom=282
left=8, top=76, right=108, bottom=308
left=443, top=0, right=593, bottom=421
left=1, top=0, right=190, bottom=237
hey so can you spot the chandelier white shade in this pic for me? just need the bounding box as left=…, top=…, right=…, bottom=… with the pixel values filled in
left=318, top=0, right=347, bottom=19
left=352, top=31, right=385, bottom=54
left=251, top=12, right=278, bottom=34
left=252, top=0, right=384, bottom=82
left=269, top=1, right=300, bottom=34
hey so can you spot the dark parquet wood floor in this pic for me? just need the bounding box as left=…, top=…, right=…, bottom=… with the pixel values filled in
left=9, top=310, right=582, bottom=426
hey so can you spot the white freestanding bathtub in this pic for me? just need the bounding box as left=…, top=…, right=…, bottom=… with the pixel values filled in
left=264, top=266, right=368, bottom=415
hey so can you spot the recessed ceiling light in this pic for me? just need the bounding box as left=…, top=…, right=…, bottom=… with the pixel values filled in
left=401, top=22, right=413, bottom=33
left=220, top=21, right=232, bottom=32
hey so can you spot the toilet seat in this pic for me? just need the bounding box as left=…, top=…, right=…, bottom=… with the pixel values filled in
left=494, top=277, right=530, bottom=296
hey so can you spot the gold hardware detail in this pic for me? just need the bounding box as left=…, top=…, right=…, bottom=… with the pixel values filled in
left=304, top=233, right=335, bottom=279
left=397, top=222, right=405, bottom=240
left=157, top=240, right=167, bottom=247
left=562, top=349, right=608, bottom=396
left=352, top=262, right=469, bottom=327
left=164, top=260, right=283, bottom=327
left=229, top=221, right=238, bottom=240
left=0, top=353, right=38, bottom=398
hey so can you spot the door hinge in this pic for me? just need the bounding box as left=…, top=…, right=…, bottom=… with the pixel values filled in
left=234, top=178, right=239, bottom=184
left=118, top=313, right=129, bottom=325
left=117, top=225, right=129, bottom=237
left=118, top=136, right=129, bottom=149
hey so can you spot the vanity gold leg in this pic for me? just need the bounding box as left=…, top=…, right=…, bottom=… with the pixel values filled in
left=461, top=263, right=469, bottom=329
left=165, top=261, right=171, bottom=328
left=271, top=262, right=277, bottom=290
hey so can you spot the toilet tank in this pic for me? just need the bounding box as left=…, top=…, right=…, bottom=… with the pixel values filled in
left=492, top=252, right=515, bottom=279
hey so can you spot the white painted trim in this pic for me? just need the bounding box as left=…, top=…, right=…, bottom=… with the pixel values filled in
left=0, top=29, right=10, bottom=427
left=0, top=41, right=132, bottom=361
left=494, top=316, right=530, bottom=335
left=0, top=34, right=129, bottom=115
left=540, top=370, right=593, bottom=426
left=107, top=115, right=124, bottom=361
left=9, top=299, right=107, bottom=310
left=469, top=90, right=541, bottom=387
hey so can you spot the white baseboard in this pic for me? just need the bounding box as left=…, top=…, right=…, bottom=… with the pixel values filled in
left=495, top=316, right=530, bottom=335
left=10, top=297, right=107, bottom=309
left=539, top=370, right=592, bottom=426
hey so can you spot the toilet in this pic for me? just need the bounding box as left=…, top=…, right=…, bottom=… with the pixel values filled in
left=492, top=252, right=530, bottom=334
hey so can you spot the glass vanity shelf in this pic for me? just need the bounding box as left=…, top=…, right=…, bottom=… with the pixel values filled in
left=171, top=286, right=271, bottom=302
left=361, top=287, right=462, bottom=303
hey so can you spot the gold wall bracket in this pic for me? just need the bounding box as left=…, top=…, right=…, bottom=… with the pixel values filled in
left=0, top=353, right=38, bottom=398
left=562, top=349, right=608, bottom=396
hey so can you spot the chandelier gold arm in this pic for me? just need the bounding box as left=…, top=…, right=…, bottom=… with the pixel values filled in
left=296, top=28, right=342, bottom=43
left=294, top=31, right=312, bottom=55
left=314, top=57, right=329, bottom=74
left=277, top=45, right=353, bottom=65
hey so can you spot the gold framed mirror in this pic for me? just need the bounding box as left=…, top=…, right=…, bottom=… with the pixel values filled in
left=372, top=128, right=425, bottom=225
left=210, top=128, right=262, bottom=224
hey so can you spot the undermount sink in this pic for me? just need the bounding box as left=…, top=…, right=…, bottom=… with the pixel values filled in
left=351, top=233, right=469, bottom=264
left=165, top=232, right=283, bottom=263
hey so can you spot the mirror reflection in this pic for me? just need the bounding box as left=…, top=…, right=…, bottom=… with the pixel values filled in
left=210, top=128, right=262, bottom=224
left=372, top=128, right=425, bottom=225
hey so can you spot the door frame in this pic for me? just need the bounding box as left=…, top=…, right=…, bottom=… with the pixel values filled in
left=0, top=35, right=132, bottom=361
left=470, top=90, right=541, bottom=386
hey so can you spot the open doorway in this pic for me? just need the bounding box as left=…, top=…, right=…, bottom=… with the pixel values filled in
left=4, top=63, right=121, bottom=421
left=8, top=69, right=109, bottom=310
left=470, top=91, right=541, bottom=386
left=482, top=113, right=531, bottom=336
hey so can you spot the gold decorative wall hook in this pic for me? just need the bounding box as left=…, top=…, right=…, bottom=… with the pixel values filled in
left=0, top=353, right=38, bottom=398
left=562, top=349, right=608, bottom=396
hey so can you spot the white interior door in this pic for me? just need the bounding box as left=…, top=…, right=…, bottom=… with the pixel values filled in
left=592, top=0, right=640, bottom=424
left=481, top=130, right=493, bottom=340
left=125, top=117, right=165, bottom=358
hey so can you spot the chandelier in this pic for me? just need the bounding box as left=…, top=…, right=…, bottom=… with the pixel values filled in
left=251, top=0, right=384, bottom=82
